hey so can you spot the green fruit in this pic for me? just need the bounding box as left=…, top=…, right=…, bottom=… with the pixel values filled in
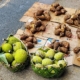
left=42, top=58, right=52, bottom=66
left=13, top=42, right=23, bottom=51
left=32, top=56, right=42, bottom=63
left=54, top=52, right=63, bottom=60
left=12, top=52, right=16, bottom=58
left=7, top=35, right=19, bottom=45
left=45, top=49, right=55, bottom=59
left=12, top=60, right=19, bottom=67
left=35, top=50, right=45, bottom=58
left=5, top=53, right=14, bottom=63
left=0, top=46, right=2, bottom=52
left=15, top=49, right=28, bottom=64
left=53, top=64, right=59, bottom=68
left=57, top=60, right=67, bottom=67
left=2, top=43, right=12, bottom=53
left=35, top=64, right=43, bottom=68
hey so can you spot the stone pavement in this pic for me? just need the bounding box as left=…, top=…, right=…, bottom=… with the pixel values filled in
left=0, top=0, right=80, bottom=80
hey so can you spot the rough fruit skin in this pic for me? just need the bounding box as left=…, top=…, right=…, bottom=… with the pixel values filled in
left=45, top=49, right=55, bottom=58
left=42, top=58, right=52, bottom=66
left=58, top=60, right=67, bottom=67
left=54, top=52, right=63, bottom=60
left=8, top=36, right=19, bottom=45
left=13, top=42, right=23, bottom=51
left=5, top=53, right=14, bottom=63
left=12, top=60, right=18, bottom=67
left=2, top=43, right=12, bottom=53
left=15, top=49, right=28, bottom=64
left=35, top=50, right=45, bottom=58
left=32, top=56, right=42, bottom=63
left=12, top=52, right=16, bottom=58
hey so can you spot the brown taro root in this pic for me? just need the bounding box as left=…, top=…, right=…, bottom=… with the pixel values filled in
left=54, top=23, right=72, bottom=38
left=48, top=40, right=70, bottom=54
left=20, top=34, right=37, bottom=49
left=76, top=28, right=80, bottom=39
left=34, top=9, right=51, bottom=21
left=64, top=14, right=71, bottom=21
left=64, top=13, right=80, bottom=26
left=60, top=41, right=69, bottom=49
left=73, top=47, right=80, bottom=54
left=26, top=20, right=46, bottom=34
left=50, top=3, right=67, bottom=16
left=26, top=42, right=34, bottom=49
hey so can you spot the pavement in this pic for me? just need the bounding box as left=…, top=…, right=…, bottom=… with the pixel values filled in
left=0, top=0, right=80, bottom=80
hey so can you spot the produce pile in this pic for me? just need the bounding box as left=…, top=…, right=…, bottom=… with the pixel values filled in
left=31, top=48, right=67, bottom=78
left=0, top=35, right=29, bottom=72
left=1, top=2, right=80, bottom=78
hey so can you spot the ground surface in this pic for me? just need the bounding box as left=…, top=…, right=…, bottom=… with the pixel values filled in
left=0, top=0, right=80, bottom=80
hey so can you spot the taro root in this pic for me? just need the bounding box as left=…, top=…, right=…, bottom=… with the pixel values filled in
left=34, top=9, right=51, bottom=21
left=60, top=41, right=69, bottom=48
left=20, top=34, right=37, bottom=49
left=50, top=3, right=67, bottom=16
left=33, top=37, right=37, bottom=44
left=64, top=13, right=80, bottom=26
left=20, top=34, right=28, bottom=40
left=66, top=19, right=74, bottom=25
left=64, top=14, right=71, bottom=21
left=26, top=42, right=34, bottom=49
left=65, top=31, right=72, bottom=38
left=26, top=20, right=46, bottom=34
left=59, top=47, right=68, bottom=53
left=26, top=37, right=33, bottom=42
left=54, top=23, right=72, bottom=38
left=76, top=28, right=80, bottom=39
left=53, top=42, right=60, bottom=50
left=73, top=47, right=80, bottom=54
left=48, top=40, right=70, bottom=54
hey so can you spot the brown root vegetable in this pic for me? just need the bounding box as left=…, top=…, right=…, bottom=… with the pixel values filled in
left=66, top=19, right=74, bottom=25
left=59, top=47, right=68, bottom=53
left=54, top=11, right=61, bottom=16
left=77, top=32, right=80, bottom=39
left=65, top=26, right=71, bottom=31
left=44, top=11, right=51, bottom=21
left=56, top=6, right=62, bottom=11
left=74, top=20, right=79, bottom=26
left=71, top=15, right=78, bottom=20
left=36, top=9, right=44, bottom=16
left=33, top=37, right=37, bottom=44
left=54, top=29, right=61, bottom=35
left=61, top=9, right=66, bottom=14
left=36, top=15, right=45, bottom=20
left=50, top=7, right=56, bottom=12
left=53, top=3, right=59, bottom=8
left=60, top=32, right=65, bottom=37
left=48, top=44, right=53, bottom=49
left=60, top=41, right=69, bottom=49
left=26, top=42, right=34, bottom=49
left=65, top=31, right=72, bottom=38
left=39, top=26, right=46, bottom=31
left=64, top=14, right=71, bottom=21
left=35, top=20, right=42, bottom=27
left=20, top=34, right=28, bottom=40
left=26, top=37, right=33, bottom=42
left=53, top=42, right=60, bottom=50
left=73, top=47, right=80, bottom=54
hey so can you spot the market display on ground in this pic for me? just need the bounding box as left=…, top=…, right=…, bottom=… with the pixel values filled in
left=0, top=2, right=80, bottom=78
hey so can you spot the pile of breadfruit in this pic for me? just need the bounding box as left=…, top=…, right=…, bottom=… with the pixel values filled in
left=50, top=3, right=67, bottom=16
left=54, top=23, right=72, bottom=38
